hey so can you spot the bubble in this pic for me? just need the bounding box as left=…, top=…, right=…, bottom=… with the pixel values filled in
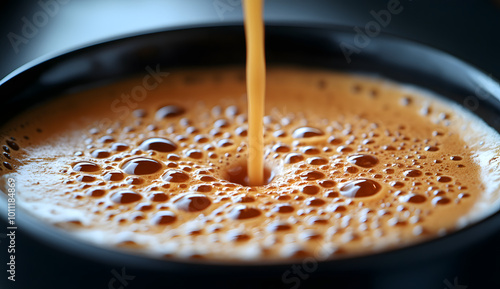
left=327, top=136, right=342, bottom=145
left=130, top=212, right=145, bottom=222
left=121, top=158, right=162, bottom=175
left=174, top=194, right=211, bottom=212
left=308, top=217, right=329, bottom=225
left=285, top=153, right=304, bottom=164
left=225, top=106, right=239, bottom=118
left=307, top=157, right=328, bottom=165
left=139, top=138, right=177, bottom=153
left=400, top=96, right=413, bottom=106
left=98, top=136, right=114, bottom=143
left=347, top=154, right=379, bottom=168
left=390, top=181, right=405, bottom=188
left=292, top=127, right=324, bottom=138
left=125, top=177, right=143, bottom=185
left=167, top=154, right=181, bottom=161
left=345, top=166, right=359, bottom=174
left=352, top=84, right=362, bottom=93
left=234, top=195, right=256, bottom=203
left=433, top=190, right=446, bottom=196
left=217, top=139, right=234, bottom=148
left=306, top=198, right=326, bottom=206
left=228, top=205, right=261, bottom=219
left=3, top=162, right=13, bottom=170
left=110, top=190, right=142, bottom=204
left=272, top=144, right=291, bottom=153
left=301, top=146, right=320, bottom=155
left=272, top=204, right=294, bottom=213
left=384, top=168, right=395, bottom=174
left=403, top=194, right=427, bottom=204
left=111, top=143, right=129, bottom=152
left=194, top=184, right=213, bottom=193
left=73, top=162, right=100, bottom=173
left=267, top=222, right=292, bottom=232
left=214, top=119, right=230, bottom=128
left=300, top=171, right=325, bottom=181
left=150, top=192, right=169, bottom=202
left=185, top=149, right=203, bottom=159
left=301, top=185, right=320, bottom=195
left=281, top=246, right=309, bottom=259
left=194, top=135, right=209, bottom=143
left=133, top=109, right=147, bottom=118
left=92, top=150, right=111, bottom=159
left=2, top=145, right=10, bottom=153
left=450, top=156, right=462, bottom=161
left=382, top=145, right=396, bottom=151
left=235, top=127, right=248, bottom=136
left=331, top=204, right=347, bottom=212
left=227, top=230, right=250, bottom=242
left=425, top=146, right=439, bottom=152
left=162, top=169, right=190, bottom=183
left=103, top=171, right=125, bottom=182
left=336, top=146, right=353, bottom=153
left=135, top=203, right=153, bottom=211
left=151, top=211, right=177, bottom=225
left=200, top=175, right=216, bottom=182
left=317, top=79, right=327, bottom=89
left=403, top=169, right=422, bottom=177
left=156, top=105, right=185, bottom=119
left=86, top=188, right=106, bottom=197
left=319, top=180, right=336, bottom=188
left=437, top=176, right=452, bottom=183
left=5, top=139, right=19, bottom=151
left=273, top=130, right=287, bottom=138
left=185, top=126, right=198, bottom=135
left=77, top=175, right=96, bottom=182
left=339, top=179, right=381, bottom=198
left=432, top=196, right=451, bottom=206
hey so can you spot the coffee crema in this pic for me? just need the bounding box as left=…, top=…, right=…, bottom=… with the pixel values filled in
left=1, top=67, right=500, bottom=262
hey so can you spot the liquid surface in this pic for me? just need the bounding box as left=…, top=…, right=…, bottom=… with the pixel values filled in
left=2, top=67, right=500, bottom=262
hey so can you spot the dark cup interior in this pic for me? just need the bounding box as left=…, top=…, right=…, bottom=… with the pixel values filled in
left=1, top=24, right=500, bottom=289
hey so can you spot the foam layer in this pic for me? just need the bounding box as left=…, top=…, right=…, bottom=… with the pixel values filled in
left=1, top=67, right=500, bottom=262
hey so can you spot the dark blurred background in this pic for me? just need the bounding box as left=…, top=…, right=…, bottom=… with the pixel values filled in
left=0, top=0, right=499, bottom=80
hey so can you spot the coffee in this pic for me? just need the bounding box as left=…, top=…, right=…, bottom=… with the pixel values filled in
left=243, top=0, right=266, bottom=186
left=2, top=67, right=500, bottom=261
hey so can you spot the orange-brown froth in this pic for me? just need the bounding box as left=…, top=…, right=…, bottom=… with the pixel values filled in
left=1, top=67, right=500, bottom=262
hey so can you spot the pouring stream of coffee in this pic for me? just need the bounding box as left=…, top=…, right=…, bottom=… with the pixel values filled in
left=243, top=0, right=265, bottom=186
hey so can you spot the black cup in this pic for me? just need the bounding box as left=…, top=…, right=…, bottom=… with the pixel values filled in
left=1, top=25, right=500, bottom=289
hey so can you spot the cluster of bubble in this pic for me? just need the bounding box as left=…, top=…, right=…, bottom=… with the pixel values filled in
left=2, top=138, right=21, bottom=170
left=20, top=87, right=469, bottom=260
left=0, top=74, right=476, bottom=260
